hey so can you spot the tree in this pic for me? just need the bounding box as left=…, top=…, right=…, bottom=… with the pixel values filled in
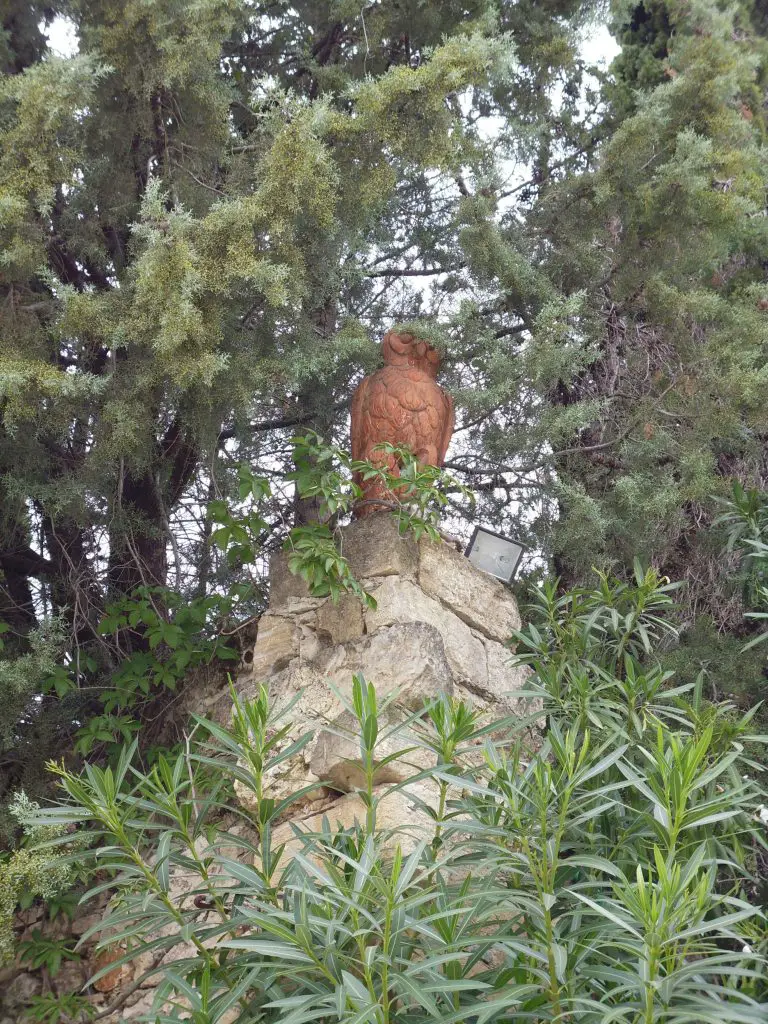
left=510, top=0, right=768, bottom=605
left=6, top=0, right=768, bottom=836
left=542, top=0, right=768, bottom=709
left=455, top=0, right=768, bottom=706
left=0, top=0, right=602, bottom=805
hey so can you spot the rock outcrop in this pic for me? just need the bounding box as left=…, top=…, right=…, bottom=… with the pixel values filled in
left=232, top=514, right=538, bottom=837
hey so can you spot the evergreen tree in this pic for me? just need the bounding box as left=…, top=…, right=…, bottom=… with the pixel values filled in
left=0, top=1, right=599, bottom=804
left=524, top=0, right=768, bottom=701
left=5, top=0, right=768, bottom=819
left=465, top=0, right=768, bottom=615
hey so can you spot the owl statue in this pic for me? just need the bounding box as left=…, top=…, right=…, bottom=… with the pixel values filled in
left=350, top=331, right=454, bottom=517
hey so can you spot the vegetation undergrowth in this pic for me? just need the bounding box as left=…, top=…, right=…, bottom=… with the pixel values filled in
left=17, top=567, right=768, bottom=1023
left=0, top=435, right=466, bottom=978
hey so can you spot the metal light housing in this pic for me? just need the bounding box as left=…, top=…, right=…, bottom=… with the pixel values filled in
left=465, top=525, right=524, bottom=584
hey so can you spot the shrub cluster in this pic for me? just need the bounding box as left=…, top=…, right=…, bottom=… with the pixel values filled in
left=22, top=565, right=767, bottom=1022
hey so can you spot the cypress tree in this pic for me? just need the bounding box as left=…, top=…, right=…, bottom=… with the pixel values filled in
left=0, top=1, right=598, bottom=801
left=462, top=0, right=768, bottom=609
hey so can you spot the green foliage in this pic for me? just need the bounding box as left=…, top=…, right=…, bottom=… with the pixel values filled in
left=290, top=430, right=472, bottom=536
left=284, top=524, right=377, bottom=609
left=7, top=0, right=747, bottom=880
left=661, top=615, right=767, bottom=711
left=30, top=569, right=768, bottom=1021
left=0, top=793, right=74, bottom=965
left=5, top=6, right=768, bottom=1009
left=287, top=431, right=472, bottom=604
left=479, top=0, right=768, bottom=621
left=715, top=481, right=768, bottom=645
left=0, top=0, right=538, bottom=827
left=609, top=0, right=674, bottom=115
left=18, top=929, right=80, bottom=976
left=32, top=586, right=242, bottom=759
left=212, top=432, right=471, bottom=608
left=0, top=430, right=466, bottom=859
left=515, top=559, right=681, bottom=676
left=208, top=465, right=272, bottom=569
left=0, top=618, right=65, bottom=747
left=75, top=586, right=241, bottom=756
left=22, top=992, right=95, bottom=1024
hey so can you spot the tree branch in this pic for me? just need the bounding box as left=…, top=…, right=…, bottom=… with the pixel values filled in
left=0, top=546, right=55, bottom=578
left=363, top=264, right=465, bottom=279
left=217, top=400, right=348, bottom=444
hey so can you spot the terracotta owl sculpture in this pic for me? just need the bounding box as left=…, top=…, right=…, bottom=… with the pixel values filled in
left=350, top=331, right=454, bottom=517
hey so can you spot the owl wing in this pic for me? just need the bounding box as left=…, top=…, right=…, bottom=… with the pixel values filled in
left=355, top=371, right=412, bottom=458
left=438, top=390, right=454, bottom=466
left=350, top=376, right=371, bottom=463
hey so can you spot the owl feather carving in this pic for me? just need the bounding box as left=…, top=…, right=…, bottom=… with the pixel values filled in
left=350, top=331, right=454, bottom=517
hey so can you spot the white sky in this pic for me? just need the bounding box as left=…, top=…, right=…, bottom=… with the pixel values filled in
left=46, top=17, right=78, bottom=56
left=582, top=21, right=621, bottom=66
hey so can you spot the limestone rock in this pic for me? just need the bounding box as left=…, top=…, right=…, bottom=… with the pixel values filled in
left=236, top=622, right=452, bottom=814
left=483, top=638, right=530, bottom=706
left=268, top=550, right=312, bottom=608
left=248, top=612, right=299, bottom=681
left=310, top=709, right=436, bottom=792
left=267, top=780, right=438, bottom=872
left=365, top=576, right=486, bottom=689
left=228, top=522, right=538, bottom=869
left=280, top=596, right=325, bottom=617
left=323, top=622, right=454, bottom=706
left=341, top=513, right=419, bottom=580
left=419, top=537, right=521, bottom=643
left=316, top=593, right=365, bottom=644
left=3, top=971, right=42, bottom=1010
left=262, top=621, right=454, bottom=713
left=70, top=911, right=105, bottom=938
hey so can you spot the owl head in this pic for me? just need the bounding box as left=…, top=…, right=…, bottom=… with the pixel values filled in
left=381, top=331, right=440, bottom=377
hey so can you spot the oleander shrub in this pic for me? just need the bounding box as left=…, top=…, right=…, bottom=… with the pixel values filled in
left=26, top=569, right=768, bottom=1023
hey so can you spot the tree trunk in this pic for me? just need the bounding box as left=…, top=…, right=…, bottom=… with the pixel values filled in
left=107, top=418, right=198, bottom=598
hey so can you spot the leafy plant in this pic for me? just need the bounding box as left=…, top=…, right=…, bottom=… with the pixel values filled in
left=18, top=929, right=81, bottom=976
left=22, top=992, right=95, bottom=1024
left=43, top=887, right=82, bottom=923
left=285, top=432, right=472, bottom=606
left=211, top=433, right=471, bottom=608
left=29, top=568, right=768, bottom=1022
left=208, top=464, right=273, bottom=569
left=289, top=431, right=472, bottom=537
left=715, top=482, right=768, bottom=650
left=0, top=793, right=77, bottom=965
left=63, top=587, right=242, bottom=757
left=511, top=561, right=686, bottom=735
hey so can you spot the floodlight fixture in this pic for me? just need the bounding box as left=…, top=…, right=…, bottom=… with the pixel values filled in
left=465, top=525, right=524, bottom=584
